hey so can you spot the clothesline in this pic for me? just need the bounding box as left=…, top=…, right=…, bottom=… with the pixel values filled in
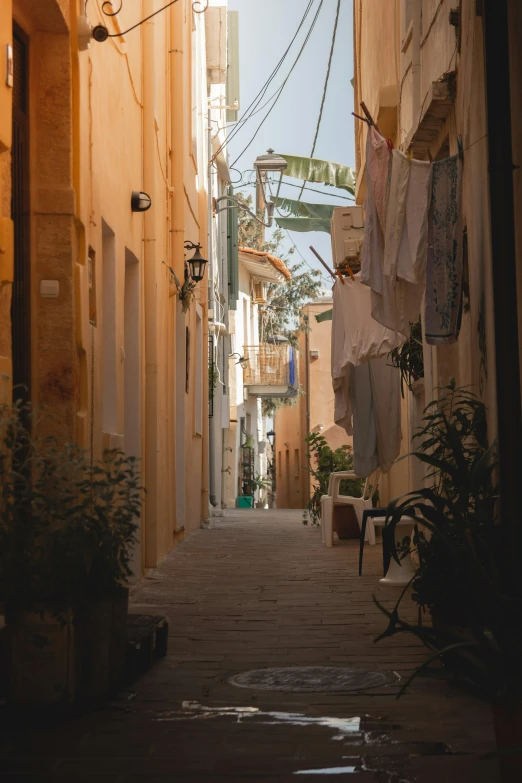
left=352, top=105, right=488, bottom=161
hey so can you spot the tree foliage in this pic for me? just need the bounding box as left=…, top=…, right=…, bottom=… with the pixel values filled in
left=235, top=191, right=323, bottom=345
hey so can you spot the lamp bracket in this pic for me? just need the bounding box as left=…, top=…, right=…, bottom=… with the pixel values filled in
left=214, top=195, right=273, bottom=228
left=90, top=0, right=208, bottom=40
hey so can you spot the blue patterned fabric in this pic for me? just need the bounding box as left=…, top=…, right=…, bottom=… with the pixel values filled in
left=425, top=154, right=463, bottom=345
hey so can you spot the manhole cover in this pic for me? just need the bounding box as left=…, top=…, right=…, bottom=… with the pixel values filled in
left=229, top=666, right=399, bottom=693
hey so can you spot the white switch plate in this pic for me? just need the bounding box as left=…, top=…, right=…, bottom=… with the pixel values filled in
left=40, top=279, right=60, bottom=299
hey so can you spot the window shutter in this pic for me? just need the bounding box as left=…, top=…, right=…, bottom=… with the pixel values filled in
left=227, top=185, right=239, bottom=310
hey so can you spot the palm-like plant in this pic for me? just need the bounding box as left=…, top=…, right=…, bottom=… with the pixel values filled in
left=376, top=381, right=522, bottom=702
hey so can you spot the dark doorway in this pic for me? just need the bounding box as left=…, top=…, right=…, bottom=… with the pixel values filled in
left=11, top=23, right=31, bottom=402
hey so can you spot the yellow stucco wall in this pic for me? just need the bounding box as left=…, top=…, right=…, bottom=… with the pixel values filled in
left=275, top=301, right=354, bottom=510
left=1, top=0, right=209, bottom=573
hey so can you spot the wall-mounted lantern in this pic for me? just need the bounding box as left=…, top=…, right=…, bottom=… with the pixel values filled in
left=131, top=190, right=152, bottom=212
left=266, top=429, right=276, bottom=447
left=184, top=241, right=208, bottom=283
left=229, top=352, right=248, bottom=368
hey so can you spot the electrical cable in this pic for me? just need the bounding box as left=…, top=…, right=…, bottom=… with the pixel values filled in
left=297, top=0, right=341, bottom=200
left=237, top=176, right=354, bottom=202
left=230, top=0, right=325, bottom=169
left=282, top=229, right=329, bottom=284
left=224, top=0, right=315, bottom=142
left=211, top=0, right=317, bottom=162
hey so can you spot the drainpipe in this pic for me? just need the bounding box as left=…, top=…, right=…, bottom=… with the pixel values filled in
left=143, top=0, right=158, bottom=567
left=304, top=319, right=311, bottom=508
left=208, top=114, right=218, bottom=508
left=483, top=0, right=522, bottom=563
left=411, top=0, right=422, bottom=129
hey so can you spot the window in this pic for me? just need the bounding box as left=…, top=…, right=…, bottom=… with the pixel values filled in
left=194, top=306, right=203, bottom=435
left=102, top=220, right=116, bottom=434
left=278, top=451, right=282, bottom=476
left=185, top=327, right=190, bottom=394
left=88, top=246, right=97, bottom=325
left=294, top=449, right=300, bottom=478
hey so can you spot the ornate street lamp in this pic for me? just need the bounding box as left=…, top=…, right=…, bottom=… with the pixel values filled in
left=214, top=149, right=288, bottom=228
left=266, top=429, right=276, bottom=447
left=184, top=241, right=208, bottom=283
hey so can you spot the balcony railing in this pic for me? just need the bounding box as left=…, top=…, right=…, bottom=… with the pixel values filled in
left=242, top=344, right=298, bottom=398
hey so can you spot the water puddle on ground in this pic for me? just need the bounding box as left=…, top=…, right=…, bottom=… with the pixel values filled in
left=294, top=766, right=358, bottom=775
left=153, top=701, right=362, bottom=740
left=151, top=702, right=461, bottom=781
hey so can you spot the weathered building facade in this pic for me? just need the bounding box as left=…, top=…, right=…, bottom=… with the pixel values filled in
left=353, top=0, right=522, bottom=516
left=0, top=0, right=235, bottom=574
left=274, top=296, right=351, bottom=511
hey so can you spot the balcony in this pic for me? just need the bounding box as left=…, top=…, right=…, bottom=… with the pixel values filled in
left=242, top=344, right=298, bottom=398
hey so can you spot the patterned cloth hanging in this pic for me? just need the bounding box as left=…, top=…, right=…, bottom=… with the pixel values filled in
left=424, top=154, right=464, bottom=345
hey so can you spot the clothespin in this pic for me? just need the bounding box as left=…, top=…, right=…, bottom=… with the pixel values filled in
left=336, top=270, right=345, bottom=285
left=343, top=263, right=355, bottom=280
left=457, top=135, right=464, bottom=163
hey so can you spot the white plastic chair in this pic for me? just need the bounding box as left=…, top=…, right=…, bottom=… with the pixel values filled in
left=321, top=470, right=380, bottom=547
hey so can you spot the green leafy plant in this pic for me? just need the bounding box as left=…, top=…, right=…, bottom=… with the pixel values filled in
left=235, top=191, right=323, bottom=347
left=388, top=318, right=424, bottom=397
left=241, top=431, right=255, bottom=449
left=375, top=382, right=522, bottom=702
left=0, top=401, right=144, bottom=615
left=302, top=431, right=363, bottom=526
left=208, top=363, right=218, bottom=392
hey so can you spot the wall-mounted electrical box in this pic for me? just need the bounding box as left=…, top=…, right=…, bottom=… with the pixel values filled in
left=330, top=206, right=364, bottom=272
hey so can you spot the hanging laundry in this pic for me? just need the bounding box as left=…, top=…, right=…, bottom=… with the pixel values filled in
left=371, top=150, right=430, bottom=337
left=331, top=275, right=400, bottom=373
left=396, top=155, right=432, bottom=284
left=369, top=356, right=402, bottom=474
left=360, top=127, right=391, bottom=297
left=348, top=358, right=401, bottom=478
left=350, top=363, right=378, bottom=477
left=425, top=154, right=463, bottom=345
left=331, top=277, right=402, bottom=476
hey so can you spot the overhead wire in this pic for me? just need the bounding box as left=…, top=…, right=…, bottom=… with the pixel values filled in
left=238, top=176, right=354, bottom=202
left=297, top=0, right=341, bottom=200
left=231, top=0, right=325, bottom=169
left=211, top=0, right=316, bottom=162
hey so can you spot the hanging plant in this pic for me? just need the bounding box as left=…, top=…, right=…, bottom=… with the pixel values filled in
left=179, top=277, right=197, bottom=313
left=388, top=319, right=424, bottom=397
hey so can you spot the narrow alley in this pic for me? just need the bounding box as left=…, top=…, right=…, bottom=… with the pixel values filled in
left=1, top=511, right=499, bottom=782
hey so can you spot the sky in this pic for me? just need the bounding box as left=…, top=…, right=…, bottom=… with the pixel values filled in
left=227, top=0, right=355, bottom=288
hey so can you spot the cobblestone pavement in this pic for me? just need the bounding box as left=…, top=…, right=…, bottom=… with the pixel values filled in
left=0, top=510, right=499, bottom=781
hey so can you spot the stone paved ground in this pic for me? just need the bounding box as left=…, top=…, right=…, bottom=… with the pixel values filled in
left=0, top=510, right=500, bottom=781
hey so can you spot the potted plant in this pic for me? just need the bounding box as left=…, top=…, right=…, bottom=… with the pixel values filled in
left=0, top=401, right=144, bottom=707
left=251, top=474, right=271, bottom=508
left=374, top=382, right=522, bottom=780
left=388, top=318, right=424, bottom=397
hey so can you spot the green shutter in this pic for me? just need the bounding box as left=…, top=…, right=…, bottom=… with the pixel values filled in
left=227, top=186, right=239, bottom=310
left=226, top=11, right=240, bottom=123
